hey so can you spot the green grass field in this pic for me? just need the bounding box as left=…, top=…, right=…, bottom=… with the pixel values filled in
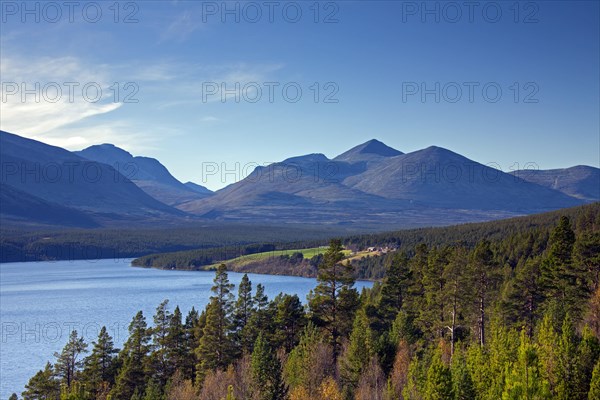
left=206, top=246, right=352, bottom=270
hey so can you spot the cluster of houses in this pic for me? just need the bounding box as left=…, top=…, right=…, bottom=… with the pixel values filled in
left=365, top=246, right=395, bottom=254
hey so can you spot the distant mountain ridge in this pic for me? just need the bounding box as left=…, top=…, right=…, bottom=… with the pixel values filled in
left=76, top=144, right=213, bottom=207
left=0, top=131, right=184, bottom=227
left=1, top=131, right=596, bottom=228
left=179, top=140, right=589, bottom=224
left=510, top=166, right=600, bottom=202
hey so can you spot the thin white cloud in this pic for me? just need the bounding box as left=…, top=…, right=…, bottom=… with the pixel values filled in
left=159, top=10, right=205, bottom=43
left=0, top=55, right=121, bottom=137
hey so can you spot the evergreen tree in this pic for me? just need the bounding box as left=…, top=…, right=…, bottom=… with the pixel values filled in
left=54, top=331, right=87, bottom=388
left=233, top=274, right=255, bottom=352
left=543, top=216, right=588, bottom=317
left=245, top=283, right=271, bottom=351
left=556, top=314, right=580, bottom=399
left=165, top=306, right=191, bottom=380
left=182, top=307, right=200, bottom=380
left=251, top=333, right=288, bottom=400
left=589, top=359, right=600, bottom=400
left=503, top=257, right=545, bottom=337
left=111, top=311, right=151, bottom=400
left=149, top=299, right=173, bottom=388
left=273, top=293, right=306, bottom=352
left=442, top=247, right=470, bottom=355
left=339, top=309, right=373, bottom=394
left=82, top=326, right=118, bottom=394
left=574, top=232, right=600, bottom=292
left=424, top=350, right=453, bottom=400
left=308, top=239, right=359, bottom=362
left=23, top=362, right=60, bottom=400
left=378, top=252, right=412, bottom=325
left=450, top=349, right=475, bottom=400
left=577, top=327, right=600, bottom=399
left=469, top=240, right=499, bottom=346
left=537, top=312, right=560, bottom=395
left=419, top=247, right=449, bottom=341
left=196, top=264, right=235, bottom=384
left=502, top=329, right=551, bottom=400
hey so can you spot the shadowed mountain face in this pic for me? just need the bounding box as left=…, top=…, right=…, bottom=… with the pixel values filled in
left=76, top=144, right=213, bottom=207
left=0, top=131, right=184, bottom=227
left=510, top=166, right=600, bottom=202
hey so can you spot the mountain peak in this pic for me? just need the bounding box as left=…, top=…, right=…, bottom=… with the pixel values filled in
left=334, top=139, right=403, bottom=162
left=78, top=143, right=133, bottom=162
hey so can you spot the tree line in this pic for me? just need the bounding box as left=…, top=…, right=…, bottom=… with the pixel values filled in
left=18, top=209, right=600, bottom=399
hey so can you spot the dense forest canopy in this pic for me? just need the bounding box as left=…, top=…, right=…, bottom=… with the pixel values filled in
left=17, top=203, right=600, bottom=399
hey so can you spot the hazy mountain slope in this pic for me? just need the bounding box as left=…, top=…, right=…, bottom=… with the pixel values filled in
left=76, top=144, right=213, bottom=206
left=343, top=146, right=582, bottom=211
left=181, top=141, right=584, bottom=223
left=0, top=183, right=99, bottom=228
left=185, top=181, right=214, bottom=195
left=510, top=166, right=599, bottom=202
left=0, top=131, right=182, bottom=224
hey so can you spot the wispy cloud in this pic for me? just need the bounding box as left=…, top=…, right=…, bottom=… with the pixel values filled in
left=159, top=10, right=205, bottom=43
left=0, top=55, right=122, bottom=136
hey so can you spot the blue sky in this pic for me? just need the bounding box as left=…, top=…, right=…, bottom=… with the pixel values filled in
left=1, top=0, right=598, bottom=190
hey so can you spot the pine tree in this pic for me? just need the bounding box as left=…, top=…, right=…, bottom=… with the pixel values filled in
left=245, top=283, right=271, bottom=351
left=424, top=350, right=453, bottom=400
left=54, top=330, right=87, bottom=388
left=82, top=326, right=118, bottom=395
left=451, top=349, right=476, bottom=400
left=308, top=239, right=358, bottom=362
left=577, top=326, right=600, bottom=399
left=166, top=306, right=191, bottom=380
left=23, top=362, right=60, bottom=400
left=574, top=232, right=600, bottom=292
left=503, top=257, right=545, bottom=337
left=182, top=307, right=200, bottom=380
left=469, top=240, right=499, bottom=347
left=273, top=293, right=306, bottom=352
left=251, top=333, right=288, bottom=400
left=502, top=329, right=551, bottom=400
left=111, top=311, right=151, bottom=400
left=149, top=299, right=173, bottom=388
left=556, top=314, right=580, bottom=399
left=233, top=274, right=255, bottom=352
left=544, top=216, right=588, bottom=318
left=196, top=264, right=235, bottom=384
left=442, top=247, right=470, bottom=356
left=537, top=312, right=560, bottom=395
left=589, top=359, right=600, bottom=400
left=379, top=252, right=412, bottom=325
left=339, top=309, right=373, bottom=394
left=419, top=246, right=449, bottom=341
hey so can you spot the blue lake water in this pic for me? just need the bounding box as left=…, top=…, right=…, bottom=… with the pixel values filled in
left=0, top=258, right=372, bottom=399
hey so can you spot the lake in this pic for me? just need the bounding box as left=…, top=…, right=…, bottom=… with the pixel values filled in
left=0, top=258, right=373, bottom=399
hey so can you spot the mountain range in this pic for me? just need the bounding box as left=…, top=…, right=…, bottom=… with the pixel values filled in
left=1, top=131, right=597, bottom=228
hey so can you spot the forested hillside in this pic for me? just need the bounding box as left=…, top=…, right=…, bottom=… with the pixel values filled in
left=18, top=205, right=600, bottom=399
left=133, top=203, right=600, bottom=280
